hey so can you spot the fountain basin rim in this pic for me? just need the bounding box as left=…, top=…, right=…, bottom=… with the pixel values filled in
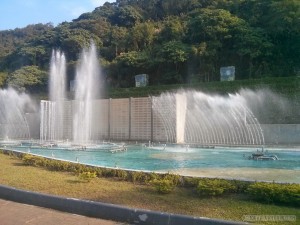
left=1, top=148, right=299, bottom=184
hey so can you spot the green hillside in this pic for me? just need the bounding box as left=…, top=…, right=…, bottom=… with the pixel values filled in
left=0, top=0, right=299, bottom=93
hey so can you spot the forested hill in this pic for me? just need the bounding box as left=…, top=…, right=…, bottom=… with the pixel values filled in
left=0, top=0, right=299, bottom=93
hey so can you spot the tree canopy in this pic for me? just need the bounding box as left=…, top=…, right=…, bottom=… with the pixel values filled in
left=0, top=0, right=299, bottom=91
left=7, top=66, right=47, bottom=92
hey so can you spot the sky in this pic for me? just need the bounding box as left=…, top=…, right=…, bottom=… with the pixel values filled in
left=0, top=0, right=115, bottom=31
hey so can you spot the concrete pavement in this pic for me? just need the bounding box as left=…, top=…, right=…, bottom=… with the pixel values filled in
left=0, top=198, right=127, bottom=225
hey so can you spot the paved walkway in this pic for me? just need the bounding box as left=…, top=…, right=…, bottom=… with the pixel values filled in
left=0, top=199, right=127, bottom=225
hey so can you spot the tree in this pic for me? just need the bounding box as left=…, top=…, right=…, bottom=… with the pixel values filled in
left=265, top=0, right=300, bottom=75
left=17, top=45, right=47, bottom=66
left=157, top=16, right=186, bottom=43
left=7, top=66, right=47, bottom=92
left=109, top=51, right=148, bottom=87
left=186, top=8, right=247, bottom=80
left=0, top=23, right=53, bottom=59
left=92, top=2, right=118, bottom=20
left=110, top=5, right=143, bottom=27
left=102, top=26, right=128, bottom=59
left=236, top=0, right=300, bottom=76
left=3, top=45, right=48, bottom=71
left=234, top=26, right=273, bottom=79
left=0, top=0, right=299, bottom=88
left=155, top=41, right=189, bottom=84
left=53, top=25, right=102, bottom=61
left=72, top=18, right=111, bottom=40
left=129, top=22, right=157, bottom=51
left=161, top=0, right=202, bottom=16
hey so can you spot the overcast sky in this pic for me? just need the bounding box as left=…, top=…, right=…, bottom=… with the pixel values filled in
left=0, top=0, right=115, bottom=31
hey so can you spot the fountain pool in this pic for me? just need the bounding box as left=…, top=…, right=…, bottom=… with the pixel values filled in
left=3, top=142, right=299, bottom=184
left=1, top=43, right=299, bottom=185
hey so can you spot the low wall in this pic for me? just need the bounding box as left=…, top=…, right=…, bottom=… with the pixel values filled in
left=0, top=184, right=245, bottom=225
left=261, top=124, right=300, bottom=145
left=36, top=97, right=300, bottom=145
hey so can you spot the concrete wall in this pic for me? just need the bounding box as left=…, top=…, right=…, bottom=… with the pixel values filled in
left=25, top=113, right=40, bottom=139
left=261, top=124, right=300, bottom=145
left=91, top=99, right=110, bottom=140
left=110, top=98, right=130, bottom=140
left=130, top=97, right=152, bottom=141
left=36, top=97, right=300, bottom=145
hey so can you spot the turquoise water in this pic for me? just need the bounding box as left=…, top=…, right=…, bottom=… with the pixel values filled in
left=7, top=144, right=300, bottom=172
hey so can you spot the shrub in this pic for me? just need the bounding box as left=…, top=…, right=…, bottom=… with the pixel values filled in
left=66, top=163, right=79, bottom=173
left=163, top=173, right=182, bottom=186
left=22, top=154, right=45, bottom=166
left=8, top=151, right=17, bottom=158
left=151, top=178, right=176, bottom=194
left=115, top=169, right=128, bottom=180
left=72, top=163, right=83, bottom=173
left=102, top=168, right=116, bottom=177
left=94, top=168, right=103, bottom=177
left=230, top=180, right=251, bottom=193
left=183, top=177, right=200, bottom=187
left=78, top=171, right=97, bottom=182
left=144, top=172, right=160, bottom=185
left=247, top=182, right=300, bottom=206
left=196, top=178, right=236, bottom=197
left=130, top=171, right=145, bottom=183
left=48, top=160, right=64, bottom=171
left=22, top=154, right=36, bottom=166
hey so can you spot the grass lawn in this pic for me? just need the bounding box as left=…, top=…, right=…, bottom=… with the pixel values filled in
left=0, top=152, right=298, bottom=225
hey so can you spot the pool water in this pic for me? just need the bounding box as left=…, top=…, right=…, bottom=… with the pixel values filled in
left=6, top=144, right=300, bottom=183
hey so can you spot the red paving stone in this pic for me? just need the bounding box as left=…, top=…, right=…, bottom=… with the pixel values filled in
left=0, top=198, right=127, bottom=225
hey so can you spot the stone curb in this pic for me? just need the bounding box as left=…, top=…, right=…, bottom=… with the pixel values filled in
left=0, top=184, right=247, bottom=225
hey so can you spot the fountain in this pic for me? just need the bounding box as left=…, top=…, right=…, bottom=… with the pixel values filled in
left=0, top=88, right=36, bottom=140
left=73, top=43, right=101, bottom=144
left=176, top=92, right=187, bottom=144
left=0, top=42, right=299, bottom=184
left=36, top=42, right=299, bottom=150
left=152, top=90, right=265, bottom=146
left=37, top=42, right=272, bottom=147
left=40, top=43, right=102, bottom=144
left=40, top=50, right=66, bottom=142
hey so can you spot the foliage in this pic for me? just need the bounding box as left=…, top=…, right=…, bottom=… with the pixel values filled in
left=151, top=177, right=176, bottom=194
left=110, top=5, right=143, bottom=27
left=230, top=180, right=251, bottom=193
left=78, top=171, right=97, bottom=182
left=183, top=176, right=200, bottom=187
left=7, top=65, right=47, bottom=92
left=0, top=23, right=53, bottom=59
left=196, top=178, right=236, bottom=197
left=0, top=0, right=299, bottom=90
left=129, top=21, right=157, bottom=51
left=108, top=76, right=300, bottom=97
left=158, top=16, right=185, bottom=42
left=22, top=154, right=38, bottom=166
left=129, top=171, right=146, bottom=183
left=11, top=151, right=300, bottom=206
left=148, top=173, right=181, bottom=194
left=0, top=72, right=8, bottom=87
left=115, top=169, right=128, bottom=180
left=163, top=173, right=182, bottom=186
left=247, top=182, right=300, bottom=206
